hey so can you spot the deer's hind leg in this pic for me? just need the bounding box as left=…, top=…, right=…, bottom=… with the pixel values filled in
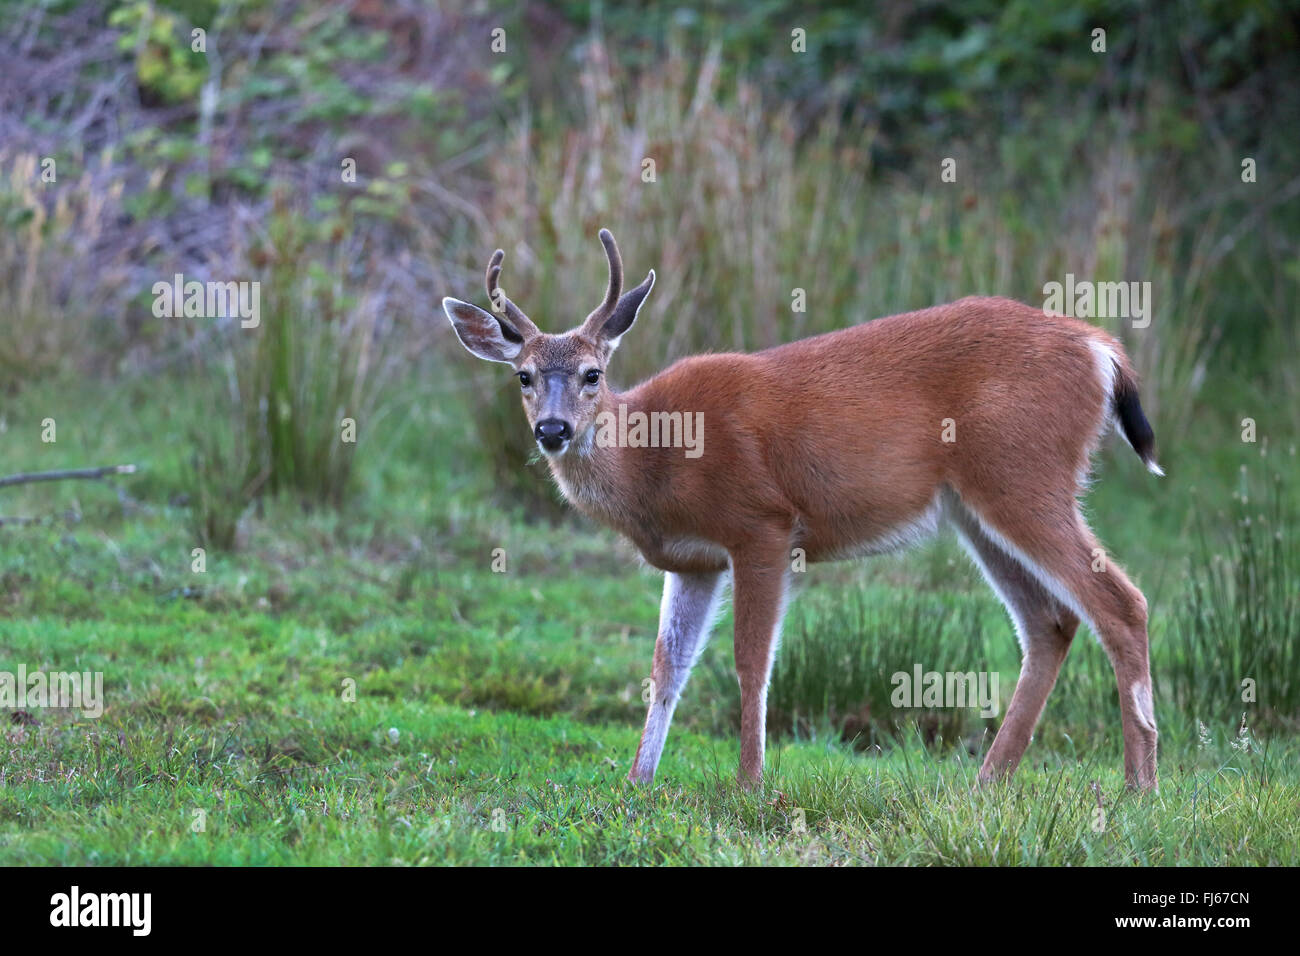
left=950, top=501, right=1079, bottom=781
left=951, top=492, right=1158, bottom=790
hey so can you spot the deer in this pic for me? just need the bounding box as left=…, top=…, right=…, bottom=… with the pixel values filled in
left=442, top=228, right=1162, bottom=792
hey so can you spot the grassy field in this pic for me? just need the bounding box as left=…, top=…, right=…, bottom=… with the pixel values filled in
left=1, top=0, right=1296, bottom=879
left=2, top=373, right=1297, bottom=865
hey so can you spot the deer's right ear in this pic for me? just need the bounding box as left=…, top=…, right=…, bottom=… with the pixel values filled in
left=442, top=297, right=525, bottom=364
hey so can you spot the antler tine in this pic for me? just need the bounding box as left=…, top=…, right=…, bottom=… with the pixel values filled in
left=484, top=247, right=537, bottom=336
left=595, top=228, right=623, bottom=318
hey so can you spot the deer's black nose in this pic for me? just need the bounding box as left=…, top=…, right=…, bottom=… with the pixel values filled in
left=535, top=419, right=572, bottom=451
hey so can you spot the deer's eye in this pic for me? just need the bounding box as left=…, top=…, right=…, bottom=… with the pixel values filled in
left=584, top=369, right=601, bottom=386
left=518, top=371, right=532, bottom=388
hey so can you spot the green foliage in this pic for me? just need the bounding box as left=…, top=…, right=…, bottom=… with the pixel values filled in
left=108, top=0, right=209, bottom=104
left=99, top=0, right=490, bottom=205
left=547, top=0, right=1299, bottom=166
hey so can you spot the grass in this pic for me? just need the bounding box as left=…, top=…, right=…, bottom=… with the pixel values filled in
left=1, top=372, right=1298, bottom=865
left=2, top=559, right=1296, bottom=866
left=4, top=691, right=1297, bottom=866
left=0, top=149, right=128, bottom=386
left=2, top=587, right=1295, bottom=865
left=185, top=195, right=405, bottom=548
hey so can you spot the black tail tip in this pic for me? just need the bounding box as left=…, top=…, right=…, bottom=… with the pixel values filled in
left=1115, top=376, right=1163, bottom=476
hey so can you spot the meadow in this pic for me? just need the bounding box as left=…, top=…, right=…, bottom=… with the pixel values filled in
left=1, top=1, right=1298, bottom=866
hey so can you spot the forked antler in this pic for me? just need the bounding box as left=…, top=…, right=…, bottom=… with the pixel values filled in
left=484, top=249, right=539, bottom=339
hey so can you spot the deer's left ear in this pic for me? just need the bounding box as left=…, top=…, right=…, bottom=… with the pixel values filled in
left=597, top=270, right=655, bottom=350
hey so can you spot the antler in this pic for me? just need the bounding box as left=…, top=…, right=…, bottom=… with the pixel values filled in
left=583, top=228, right=623, bottom=329
left=485, top=249, right=539, bottom=339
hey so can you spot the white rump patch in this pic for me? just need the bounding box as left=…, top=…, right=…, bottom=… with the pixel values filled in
left=1087, top=338, right=1121, bottom=444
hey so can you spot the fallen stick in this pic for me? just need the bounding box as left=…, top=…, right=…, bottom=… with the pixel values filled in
left=0, top=464, right=138, bottom=489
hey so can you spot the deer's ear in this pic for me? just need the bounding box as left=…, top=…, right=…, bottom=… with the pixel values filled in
left=442, top=297, right=525, bottom=364
left=598, top=269, right=655, bottom=351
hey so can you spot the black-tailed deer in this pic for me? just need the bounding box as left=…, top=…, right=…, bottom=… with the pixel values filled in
left=443, top=229, right=1162, bottom=791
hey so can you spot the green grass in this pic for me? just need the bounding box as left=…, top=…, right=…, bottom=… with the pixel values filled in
left=2, top=603, right=1296, bottom=865
left=2, top=372, right=1297, bottom=865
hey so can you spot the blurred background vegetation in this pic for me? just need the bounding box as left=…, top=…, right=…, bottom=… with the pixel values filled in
left=1, top=0, right=1297, bottom=751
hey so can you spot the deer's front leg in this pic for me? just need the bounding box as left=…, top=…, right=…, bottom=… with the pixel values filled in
left=629, top=570, right=726, bottom=784
left=731, top=550, right=791, bottom=789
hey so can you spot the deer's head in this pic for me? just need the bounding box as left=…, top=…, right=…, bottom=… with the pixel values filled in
left=442, top=229, right=655, bottom=458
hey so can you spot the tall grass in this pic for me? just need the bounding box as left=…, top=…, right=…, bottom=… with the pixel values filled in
left=187, top=195, right=399, bottom=548
left=699, top=585, right=1000, bottom=751
left=0, top=150, right=126, bottom=388
left=1170, top=453, right=1300, bottom=732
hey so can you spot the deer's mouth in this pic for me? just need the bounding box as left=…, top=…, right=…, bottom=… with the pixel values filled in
left=537, top=435, right=570, bottom=456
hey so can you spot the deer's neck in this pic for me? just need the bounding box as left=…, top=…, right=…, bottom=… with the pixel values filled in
left=548, top=389, right=639, bottom=528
